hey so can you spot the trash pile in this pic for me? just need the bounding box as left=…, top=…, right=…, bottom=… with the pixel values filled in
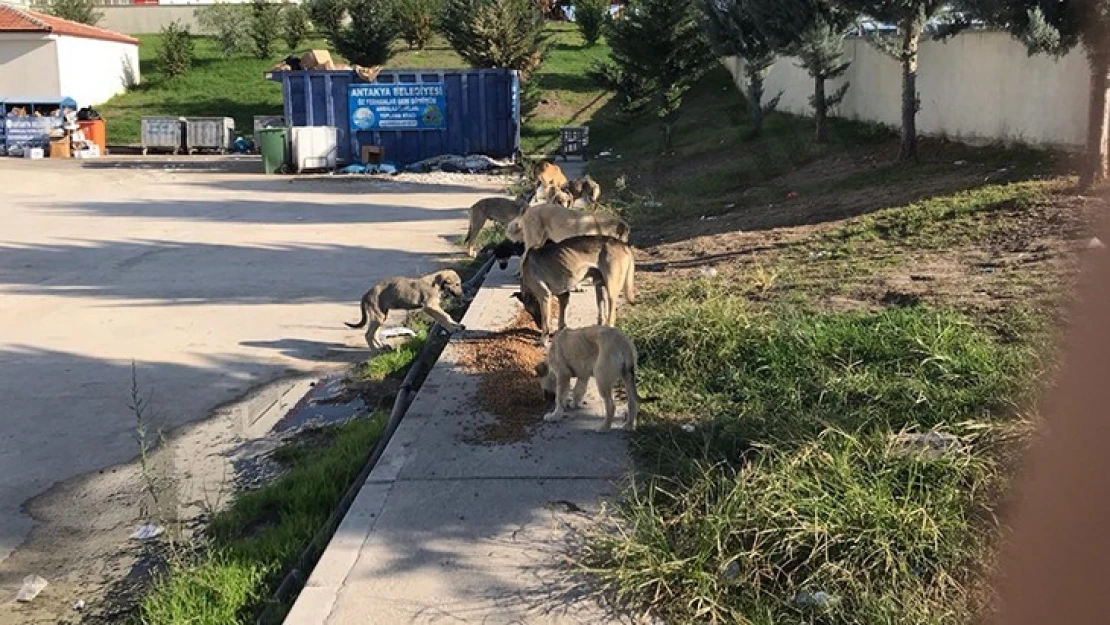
left=404, top=154, right=515, bottom=174
left=267, top=49, right=382, bottom=83
left=49, top=108, right=103, bottom=159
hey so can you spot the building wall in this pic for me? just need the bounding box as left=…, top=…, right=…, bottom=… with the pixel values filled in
left=0, top=35, right=61, bottom=101
left=55, top=35, right=140, bottom=106
left=726, top=30, right=1090, bottom=149
left=99, top=5, right=209, bottom=34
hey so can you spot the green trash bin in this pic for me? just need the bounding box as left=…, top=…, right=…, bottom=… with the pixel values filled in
left=259, top=127, right=289, bottom=174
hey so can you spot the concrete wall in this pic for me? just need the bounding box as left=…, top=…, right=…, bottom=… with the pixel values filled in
left=0, top=35, right=61, bottom=101
left=725, top=30, right=1090, bottom=148
left=55, top=36, right=140, bottom=106
left=99, top=6, right=209, bottom=35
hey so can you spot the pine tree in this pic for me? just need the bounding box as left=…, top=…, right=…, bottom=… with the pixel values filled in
left=250, top=0, right=283, bottom=59
left=835, top=0, right=954, bottom=162
left=966, top=0, right=1110, bottom=189
left=603, top=0, right=715, bottom=151
left=575, top=0, right=609, bottom=45
left=746, top=0, right=857, bottom=142
left=282, top=2, right=312, bottom=52
left=306, top=0, right=348, bottom=42
left=330, top=0, right=398, bottom=67
left=700, top=0, right=780, bottom=136
left=441, top=0, right=547, bottom=76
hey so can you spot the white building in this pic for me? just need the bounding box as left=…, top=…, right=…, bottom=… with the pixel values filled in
left=0, top=4, right=139, bottom=107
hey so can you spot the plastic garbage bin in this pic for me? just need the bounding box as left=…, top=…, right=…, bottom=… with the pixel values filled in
left=77, top=119, right=107, bottom=155
left=259, top=127, right=289, bottom=174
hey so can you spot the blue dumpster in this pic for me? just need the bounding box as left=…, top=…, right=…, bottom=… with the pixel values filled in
left=271, top=68, right=521, bottom=167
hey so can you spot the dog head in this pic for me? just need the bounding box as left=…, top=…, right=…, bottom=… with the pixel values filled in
left=433, top=270, right=464, bottom=298
left=505, top=217, right=525, bottom=243
left=551, top=188, right=573, bottom=209
left=492, top=239, right=524, bottom=270
left=511, top=290, right=543, bottom=329
left=534, top=361, right=556, bottom=403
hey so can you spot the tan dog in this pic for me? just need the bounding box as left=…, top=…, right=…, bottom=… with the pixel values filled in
left=346, top=270, right=465, bottom=350
left=535, top=325, right=657, bottom=431
left=535, top=160, right=569, bottom=198
left=511, top=235, right=635, bottom=344
left=505, top=202, right=630, bottom=251
left=463, top=196, right=528, bottom=257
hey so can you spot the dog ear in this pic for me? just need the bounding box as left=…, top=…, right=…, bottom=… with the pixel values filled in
left=534, top=362, right=548, bottom=377
left=510, top=291, right=522, bottom=301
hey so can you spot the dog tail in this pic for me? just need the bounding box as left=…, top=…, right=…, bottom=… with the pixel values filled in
left=345, top=292, right=370, bottom=329
left=623, top=257, right=636, bottom=304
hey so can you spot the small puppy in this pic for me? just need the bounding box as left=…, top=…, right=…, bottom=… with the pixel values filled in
left=567, top=175, right=602, bottom=206
left=535, top=325, right=656, bottom=431
left=346, top=270, right=465, bottom=349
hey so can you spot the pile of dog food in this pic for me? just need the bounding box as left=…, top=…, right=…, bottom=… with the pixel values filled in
left=455, top=310, right=549, bottom=445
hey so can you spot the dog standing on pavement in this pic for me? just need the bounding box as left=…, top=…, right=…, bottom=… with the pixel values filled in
left=463, top=196, right=528, bottom=258
left=506, top=202, right=630, bottom=252
left=534, top=325, right=657, bottom=431
left=511, top=235, right=636, bottom=344
left=346, top=270, right=466, bottom=350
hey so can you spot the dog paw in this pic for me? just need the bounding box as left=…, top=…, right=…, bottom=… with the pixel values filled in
left=597, top=423, right=613, bottom=432
left=543, top=410, right=563, bottom=422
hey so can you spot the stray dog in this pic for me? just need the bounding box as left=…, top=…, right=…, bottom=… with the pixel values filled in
left=506, top=202, right=630, bottom=251
left=549, top=186, right=574, bottom=209
left=346, top=270, right=465, bottom=349
left=567, top=175, right=602, bottom=206
left=535, top=325, right=657, bottom=431
left=535, top=160, right=569, bottom=198
left=511, top=235, right=635, bottom=344
left=463, top=196, right=528, bottom=258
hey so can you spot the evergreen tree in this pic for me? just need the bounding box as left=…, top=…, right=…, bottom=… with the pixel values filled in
left=306, top=0, right=348, bottom=42
left=396, top=0, right=441, bottom=50
left=603, top=0, right=715, bottom=151
left=967, top=0, right=1110, bottom=188
left=441, top=0, right=547, bottom=76
left=700, top=0, right=780, bottom=136
left=195, top=2, right=251, bottom=58
left=250, top=0, right=283, bottom=59
left=575, top=0, right=609, bottom=45
left=746, top=0, right=857, bottom=142
left=330, top=0, right=398, bottom=67
left=835, top=0, right=954, bottom=162
left=282, top=2, right=312, bottom=52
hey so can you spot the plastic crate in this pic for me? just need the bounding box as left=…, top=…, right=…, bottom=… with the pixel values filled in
left=559, top=125, right=588, bottom=160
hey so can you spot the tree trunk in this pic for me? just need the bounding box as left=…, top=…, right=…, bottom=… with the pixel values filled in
left=1080, top=54, right=1110, bottom=190
left=814, top=75, right=828, bottom=143
left=898, top=17, right=921, bottom=162
left=662, top=121, right=673, bottom=153
left=749, top=72, right=765, bottom=136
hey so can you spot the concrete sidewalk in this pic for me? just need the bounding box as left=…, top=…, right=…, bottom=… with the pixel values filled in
left=284, top=257, right=633, bottom=624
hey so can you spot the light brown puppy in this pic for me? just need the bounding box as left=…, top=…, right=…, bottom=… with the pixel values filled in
left=535, top=325, right=656, bottom=431
left=463, top=196, right=528, bottom=257
left=346, top=270, right=465, bottom=350
left=505, top=202, right=630, bottom=251
left=535, top=160, right=569, bottom=198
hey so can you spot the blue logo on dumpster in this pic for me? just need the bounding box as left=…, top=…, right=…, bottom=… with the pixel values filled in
left=349, top=83, right=447, bottom=130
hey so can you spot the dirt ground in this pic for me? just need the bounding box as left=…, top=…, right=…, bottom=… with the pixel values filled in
left=0, top=156, right=508, bottom=624
left=630, top=141, right=1104, bottom=320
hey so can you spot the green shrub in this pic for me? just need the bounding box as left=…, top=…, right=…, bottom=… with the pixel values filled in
left=157, top=21, right=195, bottom=78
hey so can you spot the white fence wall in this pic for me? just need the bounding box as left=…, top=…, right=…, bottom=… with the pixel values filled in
left=99, top=6, right=209, bottom=35
left=725, top=31, right=1091, bottom=149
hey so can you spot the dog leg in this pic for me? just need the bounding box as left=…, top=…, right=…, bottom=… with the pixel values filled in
left=593, top=283, right=608, bottom=326
left=537, top=291, right=554, bottom=346
left=599, top=384, right=616, bottom=431
left=557, top=292, right=571, bottom=331
left=366, top=316, right=386, bottom=350
left=570, top=376, right=589, bottom=409
left=544, top=374, right=571, bottom=422
left=423, top=304, right=465, bottom=333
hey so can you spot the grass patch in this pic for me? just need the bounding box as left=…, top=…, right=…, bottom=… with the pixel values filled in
left=139, top=415, right=387, bottom=625
left=357, top=327, right=428, bottom=381
left=100, top=35, right=464, bottom=146
left=521, top=23, right=613, bottom=155
left=579, top=286, right=1045, bottom=623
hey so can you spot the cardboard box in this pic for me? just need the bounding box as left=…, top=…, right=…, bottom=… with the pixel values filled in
left=23, top=147, right=44, bottom=160
left=300, top=49, right=333, bottom=71
left=73, top=144, right=101, bottom=159
left=361, top=145, right=385, bottom=164
left=49, top=137, right=71, bottom=159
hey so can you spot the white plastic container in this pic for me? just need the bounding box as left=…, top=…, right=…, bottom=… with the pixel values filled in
left=290, top=126, right=338, bottom=173
left=23, top=147, right=44, bottom=160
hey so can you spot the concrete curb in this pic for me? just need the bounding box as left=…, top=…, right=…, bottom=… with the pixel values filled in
left=255, top=255, right=498, bottom=624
